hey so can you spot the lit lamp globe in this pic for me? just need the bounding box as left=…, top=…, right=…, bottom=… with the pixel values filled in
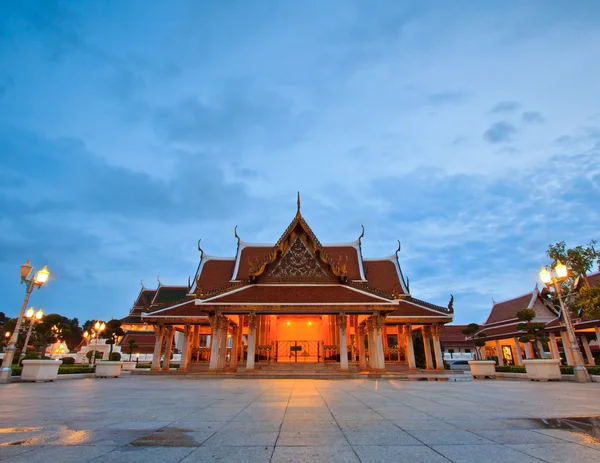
left=26, top=307, right=35, bottom=318
left=539, top=267, right=552, bottom=285
left=34, top=266, right=50, bottom=285
left=35, top=309, right=43, bottom=320
left=20, top=259, right=33, bottom=280
left=555, top=260, right=568, bottom=279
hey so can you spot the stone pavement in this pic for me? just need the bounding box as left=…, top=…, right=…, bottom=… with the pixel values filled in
left=0, top=377, right=599, bottom=462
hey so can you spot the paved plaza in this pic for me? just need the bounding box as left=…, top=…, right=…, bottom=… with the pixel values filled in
left=0, top=377, right=599, bottom=462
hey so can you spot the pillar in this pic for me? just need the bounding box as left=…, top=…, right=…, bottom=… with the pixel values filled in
left=179, top=324, right=190, bottom=371
left=230, top=326, right=239, bottom=371
left=404, top=324, right=416, bottom=370
left=548, top=333, right=560, bottom=361
left=513, top=337, right=523, bottom=366
left=524, top=342, right=534, bottom=359
left=494, top=340, right=504, bottom=366
left=209, top=316, right=220, bottom=371
left=161, top=326, right=174, bottom=371
left=358, top=325, right=367, bottom=370
left=246, top=313, right=256, bottom=371
left=151, top=325, right=164, bottom=371
left=581, top=335, right=594, bottom=365
left=560, top=331, right=574, bottom=365
left=432, top=324, right=444, bottom=371
left=375, top=315, right=386, bottom=372
left=217, top=318, right=228, bottom=371
left=339, top=313, right=348, bottom=372
left=367, top=318, right=377, bottom=370
left=397, top=325, right=404, bottom=363
left=423, top=327, right=434, bottom=370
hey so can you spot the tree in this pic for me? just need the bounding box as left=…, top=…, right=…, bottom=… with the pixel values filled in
left=104, top=319, right=124, bottom=357
left=35, top=314, right=73, bottom=356
left=127, top=338, right=138, bottom=361
left=546, top=240, right=600, bottom=320
left=517, top=308, right=549, bottom=359
left=462, top=323, right=487, bottom=360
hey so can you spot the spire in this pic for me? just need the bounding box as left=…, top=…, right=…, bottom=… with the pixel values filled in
left=395, top=240, right=401, bottom=257
left=140, top=279, right=145, bottom=289
left=297, top=191, right=301, bottom=215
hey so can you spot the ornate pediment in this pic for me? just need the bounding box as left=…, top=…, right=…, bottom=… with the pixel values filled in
left=266, top=237, right=331, bottom=282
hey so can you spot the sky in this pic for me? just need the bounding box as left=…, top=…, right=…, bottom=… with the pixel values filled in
left=1, top=1, right=599, bottom=325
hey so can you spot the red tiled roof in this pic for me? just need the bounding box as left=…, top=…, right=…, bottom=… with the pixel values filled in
left=134, top=289, right=156, bottom=307
left=152, top=286, right=189, bottom=305
left=235, top=246, right=271, bottom=280
left=479, top=323, right=524, bottom=339
left=484, top=293, right=533, bottom=325
left=145, top=301, right=209, bottom=318
left=440, top=325, right=469, bottom=343
left=197, top=259, right=236, bottom=292
left=201, top=285, right=393, bottom=304
left=118, top=331, right=157, bottom=354
left=364, top=259, right=404, bottom=294
left=323, top=246, right=362, bottom=281
left=587, top=271, right=600, bottom=287
left=387, top=300, right=451, bottom=318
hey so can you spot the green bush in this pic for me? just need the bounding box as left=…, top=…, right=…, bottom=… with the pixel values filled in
left=58, top=366, right=94, bottom=375
left=587, top=366, right=600, bottom=375
left=497, top=365, right=600, bottom=375
left=86, top=350, right=102, bottom=361
left=10, top=366, right=22, bottom=376
left=109, top=352, right=121, bottom=361
left=136, top=363, right=152, bottom=368
left=61, top=357, right=75, bottom=365
left=495, top=366, right=526, bottom=373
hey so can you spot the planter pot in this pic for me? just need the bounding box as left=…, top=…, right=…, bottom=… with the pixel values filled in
left=468, top=360, right=496, bottom=378
left=121, top=361, right=137, bottom=371
left=522, top=359, right=561, bottom=381
left=21, top=359, right=62, bottom=382
left=95, top=361, right=122, bottom=378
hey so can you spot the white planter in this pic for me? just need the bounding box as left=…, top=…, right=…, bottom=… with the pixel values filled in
left=468, top=360, right=496, bottom=378
left=522, top=359, right=561, bottom=381
left=121, top=361, right=137, bottom=371
left=21, top=359, right=62, bottom=382
left=95, top=361, right=122, bottom=378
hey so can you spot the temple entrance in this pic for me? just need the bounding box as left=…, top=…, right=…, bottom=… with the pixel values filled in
left=275, top=340, right=321, bottom=362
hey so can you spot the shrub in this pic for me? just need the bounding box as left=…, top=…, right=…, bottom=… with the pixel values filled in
left=61, top=357, right=75, bottom=365
left=58, top=366, right=94, bottom=375
left=135, top=363, right=152, bottom=368
left=86, top=351, right=102, bottom=361
left=109, top=352, right=121, bottom=361
left=495, top=366, right=526, bottom=373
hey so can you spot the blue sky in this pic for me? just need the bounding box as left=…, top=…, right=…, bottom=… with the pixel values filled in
left=1, top=1, right=599, bottom=324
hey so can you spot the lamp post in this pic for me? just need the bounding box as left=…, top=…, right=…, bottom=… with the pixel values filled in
left=0, top=260, right=50, bottom=383
left=83, top=321, right=105, bottom=365
left=20, top=308, right=44, bottom=361
left=539, top=261, right=591, bottom=383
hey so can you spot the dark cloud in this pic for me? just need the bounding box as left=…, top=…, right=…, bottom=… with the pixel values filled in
left=427, top=91, right=466, bottom=106
left=483, top=121, right=517, bottom=143
left=521, top=111, right=544, bottom=123
left=490, top=101, right=520, bottom=114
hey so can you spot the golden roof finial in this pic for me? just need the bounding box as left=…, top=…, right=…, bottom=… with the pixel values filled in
left=140, top=279, right=145, bottom=289
left=234, top=225, right=240, bottom=244
left=395, top=240, right=401, bottom=257
left=297, top=191, right=301, bottom=215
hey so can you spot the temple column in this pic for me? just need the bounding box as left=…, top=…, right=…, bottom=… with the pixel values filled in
left=560, top=331, right=574, bottom=365
left=217, top=318, right=229, bottom=371
left=179, top=324, right=190, bottom=371
left=338, top=313, right=348, bottom=372
left=358, top=326, right=367, bottom=370
left=513, top=337, right=523, bottom=366
left=423, top=327, right=434, bottom=370
left=404, top=324, right=416, bottom=370
left=246, top=313, right=256, bottom=371
left=151, top=325, right=164, bottom=371
left=581, top=335, right=594, bottom=365
left=495, top=339, right=504, bottom=366
left=397, top=325, right=404, bottom=363
left=524, top=342, right=534, bottom=359
left=432, top=324, right=444, bottom=371
left=549, top=332, right=560, bottom=361
left=161, top=326, right=174, bottom=371
left=375, top=315, right=386, bottom=373
left=230, top=326, right=239, bottom=371
left=209, top=316, right=220, bottom=371
left=367, top=318, right=377, bottom=370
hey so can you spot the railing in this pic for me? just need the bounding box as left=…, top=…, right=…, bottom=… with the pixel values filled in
left=383, top=347, right=405, bottom=362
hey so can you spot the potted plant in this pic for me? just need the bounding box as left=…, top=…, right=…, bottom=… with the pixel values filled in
left=463, top=323, right=495, bottom=378
left=122, top=338, right=138, bottom=371
left=518, top=308, right=561, bottom=381
left=21, top=355, right=62, bottom=382
left=95, top=352, right=123, bottom=378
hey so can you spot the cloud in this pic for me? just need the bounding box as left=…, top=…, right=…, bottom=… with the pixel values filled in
left=483, top=121, right=518, bottom=143
left=490, top=101, right=520, bottom=114
left=427, top=91, right=466, bottom=106
left=522, top=111, right=545, bottom=123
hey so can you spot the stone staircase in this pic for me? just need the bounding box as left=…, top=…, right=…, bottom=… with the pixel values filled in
left=234, top=362, right=361, bottom=379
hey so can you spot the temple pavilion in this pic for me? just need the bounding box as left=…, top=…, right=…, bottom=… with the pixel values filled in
left=121, top=198, right=454, bottom=374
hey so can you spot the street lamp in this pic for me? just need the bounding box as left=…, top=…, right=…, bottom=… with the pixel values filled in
left=20, top=308, right=44, bottom=361
left=0, top=260, right=51, bottom=383
left=539, top=260, right=591, bottom=383
left=84, top=321, right=105, bottom=365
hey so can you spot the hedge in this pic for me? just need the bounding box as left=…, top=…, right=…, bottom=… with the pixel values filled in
left=496, top=365, right=600, bottom=375
left=11, top=365, right=95, bottom=376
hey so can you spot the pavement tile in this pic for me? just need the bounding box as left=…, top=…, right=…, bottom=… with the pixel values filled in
left=181, top=446, right=273, bottom=462
left=271, top=445, right=360, bottom=463
left=0, top=445, right=116, bottom=463
left=353, top=445, right=451, bottom=463
left=507, top=443, right=600, bottom=463
left=276, top=430, right=348, bottom=447
left=433, top=444, right=543, bottom=463
left=203, top=431, right=279, bottom=447
left=407, top=429, right=495, bottom=445
left=470, top=429, right=567, bottom=444
left=345, top=428, right=423, bottom=446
